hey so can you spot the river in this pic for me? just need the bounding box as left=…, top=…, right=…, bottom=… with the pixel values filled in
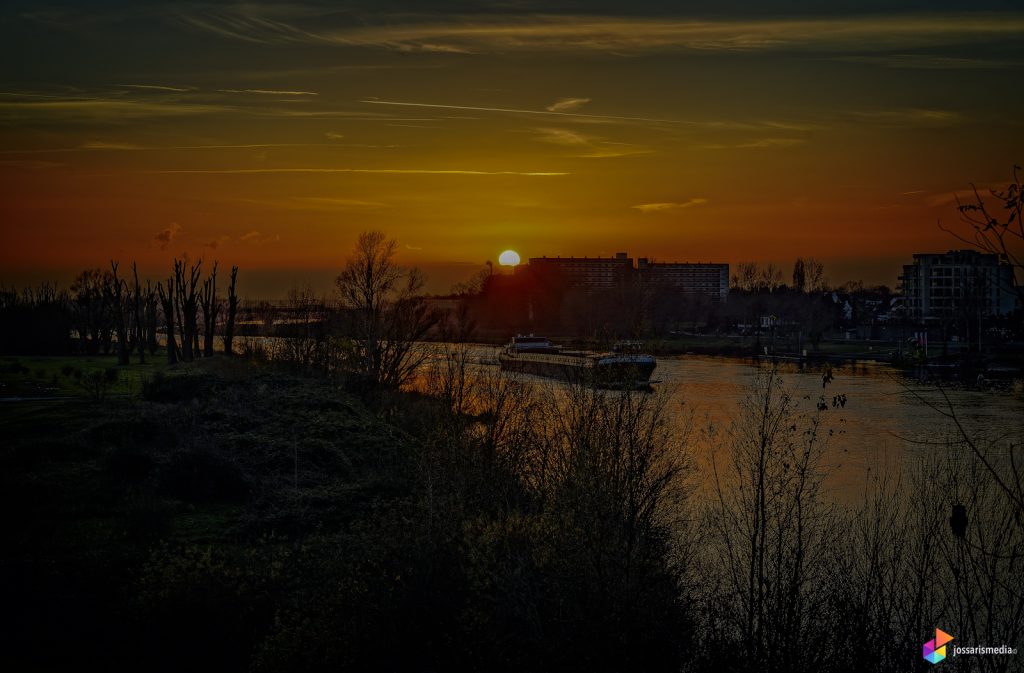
left=449, top=347, right=1024, bottom=505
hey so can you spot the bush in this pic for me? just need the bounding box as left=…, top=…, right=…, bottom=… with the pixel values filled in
left=77, top=367, right=118, bottom=401
left=142, top=371, right=215, bottom=403
left=158, top=447, right=248, bottom=503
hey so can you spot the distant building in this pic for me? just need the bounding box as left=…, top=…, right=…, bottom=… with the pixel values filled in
left=524, top=252, right=729, bottom=301
left=637, top=258, right=730, bottom=303
left=526, top=252, right=635, bottom=290
left=898, top=250, right=1017, bottom=321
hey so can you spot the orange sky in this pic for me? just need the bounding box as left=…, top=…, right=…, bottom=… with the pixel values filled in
left=1, top=3, right=1022, bottom=296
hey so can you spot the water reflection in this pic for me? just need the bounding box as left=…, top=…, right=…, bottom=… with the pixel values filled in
left=427, top=346, right=1024, bottom=505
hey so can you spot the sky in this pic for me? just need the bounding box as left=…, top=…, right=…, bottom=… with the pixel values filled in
left=1, top=1, right=1022, bottom=296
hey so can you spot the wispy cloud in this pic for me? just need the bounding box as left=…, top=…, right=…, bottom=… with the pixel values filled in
left=131, top=167, right=569, bottom=177
left=223, top=196, right=387, bottom=212
left=204, top=235, right=231, bottom=250
left=218, top=88, right=319, bottom=96
left=833, top=54, right=1022, bottom=70
left=81, top=141, right=145, bottom=150
left=632, top=199, right=708, bottom=213
left=361, top=98, right=804, bottom=131
left=181, top=9, right=1024, bottom=54
left=119, top=84, right=195, bottom=92
left=0, top=159, right=64, bottom=169
left=0, top=95, right=229, bottom=121
left=847, top=108, right=963, bottom=127
left=175, top=9, right=326, bottom=45
left=240, top=230, right=281, bottom=244
left=704, top=137, right=806, bottom=150
left=546, top=97, right=591, bottom=113
left=1, top=141, right=409, bottom=155
left=154, top=223, right=181, bottom=250
left=533, top=128, right=593, bottom=146
left=531, top=127, right=651, bottom=158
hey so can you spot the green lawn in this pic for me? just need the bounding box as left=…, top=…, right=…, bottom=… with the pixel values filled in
left=0, top=353, right=172, bottom=398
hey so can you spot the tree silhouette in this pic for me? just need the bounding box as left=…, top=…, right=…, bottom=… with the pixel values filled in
left=336, top=231, right=437, bottom=388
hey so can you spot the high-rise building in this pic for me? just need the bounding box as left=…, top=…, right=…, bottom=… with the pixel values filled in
left=523, top=252, right=729, bottom=301
left=898, top=250, right=1017, bottom=321
left=526, top=252, right=634, bottom=290
left=636, top=258, right=730, bottom=303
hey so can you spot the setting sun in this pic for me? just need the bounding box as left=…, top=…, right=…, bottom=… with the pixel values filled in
left=498, top=250, right=521, bottom=267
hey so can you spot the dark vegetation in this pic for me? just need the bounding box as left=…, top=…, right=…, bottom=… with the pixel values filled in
left=3, top=353, right=1021, bottom=672
left=0, top=354, right=693, bottom=672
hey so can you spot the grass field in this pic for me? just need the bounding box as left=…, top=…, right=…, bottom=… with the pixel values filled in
left=0, top=353, right=171, bottom=398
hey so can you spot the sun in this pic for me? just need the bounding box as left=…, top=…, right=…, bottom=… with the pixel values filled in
left=498, top=250, right=521, bottom=267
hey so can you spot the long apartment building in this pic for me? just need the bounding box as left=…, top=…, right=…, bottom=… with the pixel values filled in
left=525, top=252, right=729, bottom=301
left=898, top=250, right=1017, bottom=321
left=637, top=257, right=730, bottom=303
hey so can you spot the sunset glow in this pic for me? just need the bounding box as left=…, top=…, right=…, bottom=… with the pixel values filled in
left=1, top=2, right=1022, bottom=294
left=498, top=250, right=521, bottom=267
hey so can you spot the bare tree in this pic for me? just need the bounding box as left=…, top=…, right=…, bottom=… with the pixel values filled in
left=157, top=275, right=178, bottom=365
left=131, top=262, right=146, bottom=364
left=336, top=231, right=438, bottom=388
left=946, top=165, right=1023, bottom=301
left=200, top=261, right=220, bottom=357
left=758, top=262, right=784, bottom=292
left=106, top=261, right=130, bottom=365
left=70, top=268, right=113, bottom=355
left=733, top=262, right=760, bottom=292
left=804, top=258, right=826, bottom=293
left=144, top=283, right=159, bottom=355
left=174, top=258, right=202, bottom=362
left=224, top=266, right=239, bottom=357
left=792, top=258, right=807, bottom=293
left=705, top=366, right=841, bottom=673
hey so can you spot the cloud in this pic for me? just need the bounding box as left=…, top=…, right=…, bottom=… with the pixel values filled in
left=546, top=97, right=591, bottom=113
left=532, top=127, right=651, bottom=158
left=218, top=88, right=319, bottom=96
left=0, top=159, right=64, bottom=169
left=361, top=98, right=809, bottom=131
left=2, top=142, right=371, bottom=155
left=175, top=10, right=326, bottom=45
left=240, top=230, right=280, bottom=244
left=702, top=137, right=806, bottom=150
left=0, top=95, right=229, bottom=121
left=204, top=236, right=229, bottom=250
left=405, top=244, right=423, bottom=251
left=832, top=54, right=1022, bottom=69
left=119, top=84, right=195, bottom=92
left=325, top=131, right=344, bottom=140
left=134, top=167, right=569, bottom=176
left=223, top=196, right=387, bottom=211
left=81, top=141, right=144, bottom=150
left=846, top=108, right=963, bottom=127
left=183, top=11, right=1024, bottom=55
left=154, top=223, right=181, bottom=250
left=533, top=128, right=592, bottom=146
left=735, top=137, right=805, bottom=149
left=632, top=199, right=708, bottom=213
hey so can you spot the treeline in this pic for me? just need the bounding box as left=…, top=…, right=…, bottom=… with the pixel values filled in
left=0, top=259, right=240, bottom=362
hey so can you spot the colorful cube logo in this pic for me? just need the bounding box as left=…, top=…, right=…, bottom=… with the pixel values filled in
left=923, top=628, right=954, bottom=664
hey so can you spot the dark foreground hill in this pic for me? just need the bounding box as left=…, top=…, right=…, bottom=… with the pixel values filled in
left=0, top=357, right=689, bottom=673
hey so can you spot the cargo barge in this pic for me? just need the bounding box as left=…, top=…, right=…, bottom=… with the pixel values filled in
left=498, top=336, right=657, bottom=389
